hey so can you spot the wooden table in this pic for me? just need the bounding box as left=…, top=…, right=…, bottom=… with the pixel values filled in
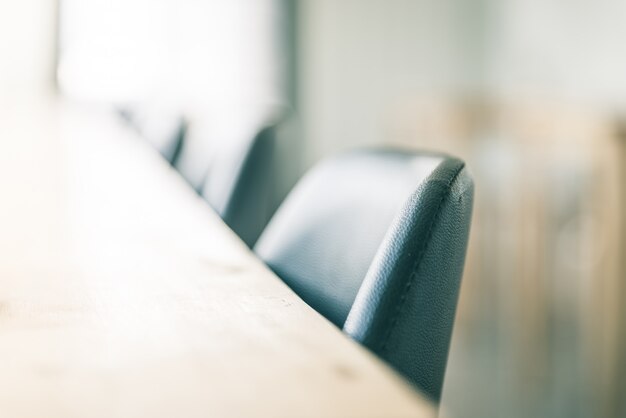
left=0, top=97, right=435, bottom=418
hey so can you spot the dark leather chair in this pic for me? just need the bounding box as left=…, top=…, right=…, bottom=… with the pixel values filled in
left=201, top=121, right=276, bottom=247
left=254, top=149, right=473, bottom=401
left=121, top=103, right=277, bottom=247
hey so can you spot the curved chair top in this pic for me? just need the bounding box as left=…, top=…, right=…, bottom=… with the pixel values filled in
left=255, top=148, right=474, bottom=400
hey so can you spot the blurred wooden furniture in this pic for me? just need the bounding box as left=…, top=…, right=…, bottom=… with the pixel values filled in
left=0, top=98, right=434, bottom=418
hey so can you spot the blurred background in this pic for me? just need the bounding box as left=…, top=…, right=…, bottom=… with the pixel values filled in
left=2, top=1, right=625, bottom=416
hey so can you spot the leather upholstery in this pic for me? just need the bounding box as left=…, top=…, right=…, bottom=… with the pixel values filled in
left=254, top=149, right=473, bottom=401
left=122, top=104, right=278, bottom=247
left=201, top=122, right=276, bottom=247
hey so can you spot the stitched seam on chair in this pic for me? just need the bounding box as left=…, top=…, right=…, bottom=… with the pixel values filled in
left=380, top=163, right=465, bottom=354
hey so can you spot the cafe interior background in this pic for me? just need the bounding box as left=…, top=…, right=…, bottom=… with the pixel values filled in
left=1, top=0, right=625, bottom=417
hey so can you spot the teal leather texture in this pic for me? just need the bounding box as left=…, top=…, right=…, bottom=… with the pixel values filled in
left=204, top=123, right=276, bottom=247
left=254, top=149, right=474, bottom=401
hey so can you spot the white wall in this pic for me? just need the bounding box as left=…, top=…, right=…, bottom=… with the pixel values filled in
left=58, top=0, right=283, bottom=112
left=296, top=0, right=480, bottom=166
left=296, top=0, right=626, bottom=166
left=486, top=0, right=626, bottom=104
left=0, top=0, right=57, bottom=97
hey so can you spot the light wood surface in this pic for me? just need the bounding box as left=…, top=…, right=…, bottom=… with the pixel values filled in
left=0, top=98, right=435, bottom=418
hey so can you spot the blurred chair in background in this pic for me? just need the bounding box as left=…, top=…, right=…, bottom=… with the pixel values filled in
left=118, top=103, right=186, bottom=165
left=119, top=104, right=280, bottom=248
left=254, top=149, right=474, bottom=401
left=200, top=119, right=278, bottom=248
left=174, top=108, right=281, bottom=247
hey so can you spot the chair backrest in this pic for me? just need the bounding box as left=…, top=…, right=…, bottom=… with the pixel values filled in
left=201, top=120, right=276, bottom=247
left=119, top=104, right=186, bottom=164
left=254, top=149, right=474, bottom=400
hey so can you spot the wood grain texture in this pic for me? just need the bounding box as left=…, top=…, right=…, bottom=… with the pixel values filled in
left=0, top=99, right=434, bottom=418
